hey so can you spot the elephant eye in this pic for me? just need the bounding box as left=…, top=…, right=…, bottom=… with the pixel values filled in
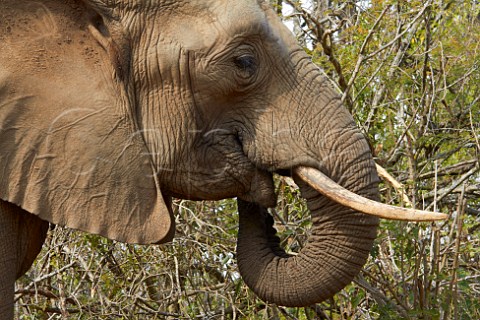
left=233, top=54, right=257, bottom=79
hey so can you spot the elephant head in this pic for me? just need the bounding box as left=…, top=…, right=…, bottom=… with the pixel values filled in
left=0, top=0, right=445, bottom=308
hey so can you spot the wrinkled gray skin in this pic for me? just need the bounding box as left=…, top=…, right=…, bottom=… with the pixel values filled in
left=0, top=0, right=379, bottom=315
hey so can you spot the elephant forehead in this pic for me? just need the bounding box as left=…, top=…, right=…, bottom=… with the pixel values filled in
left=159, top=0, right=272, bottom=51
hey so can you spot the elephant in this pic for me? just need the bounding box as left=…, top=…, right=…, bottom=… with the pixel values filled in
left=0, top=0, right=446, bottom=317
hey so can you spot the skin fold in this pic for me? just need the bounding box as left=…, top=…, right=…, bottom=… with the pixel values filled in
left=0, top=0, right=380, bottom=315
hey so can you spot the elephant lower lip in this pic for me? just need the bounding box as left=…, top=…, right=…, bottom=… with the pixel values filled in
left=240, top=168, right=297, bottom=207
left=239, top=168, right=295, bottom=208
left=238, top=168, right=277, bottom=208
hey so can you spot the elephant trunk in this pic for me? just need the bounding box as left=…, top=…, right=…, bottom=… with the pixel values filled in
left=237, top=162, right=379, bottom=306
left=235, top=49, right=444, bottom=305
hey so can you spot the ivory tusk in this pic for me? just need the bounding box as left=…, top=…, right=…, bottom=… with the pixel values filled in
left=294, top=166, right=449, bottom=221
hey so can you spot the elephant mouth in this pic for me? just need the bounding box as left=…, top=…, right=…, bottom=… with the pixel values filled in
left=201, top=131, right=446, bottom=221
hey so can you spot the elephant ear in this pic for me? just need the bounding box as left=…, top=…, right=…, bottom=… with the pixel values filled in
left=0, top=0, right=174, bottom=244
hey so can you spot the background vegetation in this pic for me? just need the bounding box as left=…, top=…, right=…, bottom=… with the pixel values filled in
left=16, top=1, right=479, bottom=319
